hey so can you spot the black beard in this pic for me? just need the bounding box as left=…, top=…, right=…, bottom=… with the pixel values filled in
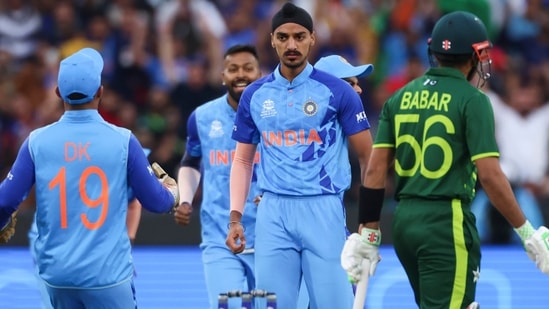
left=227, top=88, right=242, bottom=103
left=284, top=59, right=305, bottom=69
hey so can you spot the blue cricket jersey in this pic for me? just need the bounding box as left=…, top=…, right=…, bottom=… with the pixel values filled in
left=232, top=64, right=370, bottom=196
left=0, top=110, right=175, bottom=288
left=27, top=185, right=139, bottom=262
left=186, top=94, right=259, bottom=249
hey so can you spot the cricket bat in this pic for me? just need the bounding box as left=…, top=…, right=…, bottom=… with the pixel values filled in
left=353, top=259, right=371, bottom=309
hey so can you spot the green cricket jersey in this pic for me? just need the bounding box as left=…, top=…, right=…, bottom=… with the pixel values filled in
left=375, top=67, right=499, bottom=203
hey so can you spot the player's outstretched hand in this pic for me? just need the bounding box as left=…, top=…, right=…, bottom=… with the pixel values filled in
left=226, top=221, right=246, bottom=254
left=174, top=202, right=192, bottom=225
left=151, top=162, right=180, bottom=212
left=0, top=211, right=17, bottom=243
left=524, top=226, right=549, bottom=275
left=341, top=228, right=381, bottom=283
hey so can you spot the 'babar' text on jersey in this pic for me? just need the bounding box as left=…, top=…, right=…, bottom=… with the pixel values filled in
left=400, top=90, right=451, bottom=112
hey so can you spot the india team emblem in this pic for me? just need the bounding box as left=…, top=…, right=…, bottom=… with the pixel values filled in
left=209, top=120, right=224, bottom=138
left=303, top=100, right=318, bottom=116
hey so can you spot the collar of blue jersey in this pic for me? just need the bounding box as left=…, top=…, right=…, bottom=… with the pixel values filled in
left=60, top=110, right=103, bottom=122
left=222, top=93, right=237, bottom=113
left=274, top=63, right=314, bottom=87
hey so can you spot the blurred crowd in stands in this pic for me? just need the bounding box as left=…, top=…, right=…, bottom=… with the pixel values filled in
left=1, top=0, right=548, bottom=234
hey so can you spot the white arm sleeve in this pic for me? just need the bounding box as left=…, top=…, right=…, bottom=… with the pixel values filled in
left=177, top=166, right=201, bottom=205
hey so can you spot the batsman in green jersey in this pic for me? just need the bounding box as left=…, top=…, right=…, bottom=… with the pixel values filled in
left=340, top=11, right=549, bottom=309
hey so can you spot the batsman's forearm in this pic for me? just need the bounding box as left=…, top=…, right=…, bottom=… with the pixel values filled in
left=482, top=181, right=526, bottom=228
left=474, top=157, right=526, bottom=229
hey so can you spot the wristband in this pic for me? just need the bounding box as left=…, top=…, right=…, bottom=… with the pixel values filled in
left=228, top=221, right=245, bottom=231
left=514, top=220, right=535, bottom=243
left=358, top=187, right=385, bottom=224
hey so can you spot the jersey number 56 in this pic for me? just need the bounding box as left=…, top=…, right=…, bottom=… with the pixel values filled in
left=394, top=114, right=455, bottom=179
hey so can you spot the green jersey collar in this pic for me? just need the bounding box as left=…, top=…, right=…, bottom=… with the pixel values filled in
left=425, top=67, right=467, bottom=80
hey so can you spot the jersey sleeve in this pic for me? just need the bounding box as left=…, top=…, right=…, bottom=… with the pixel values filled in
left=185, top=110, right=201, bottom=157
left=232, top=87, right=260, bottom=144
left=337, top=86, right=371, bottom=136
left=465, top=91, right=499, bottom=161
left=0, top=138, right=35, bottom=226
left=127, top=134, right=175, bottom=213
left=373, top=98, right=396, bottom=148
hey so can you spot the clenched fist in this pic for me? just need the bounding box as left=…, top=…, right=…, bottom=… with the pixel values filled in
left=174, top=202, right=193, bottom=225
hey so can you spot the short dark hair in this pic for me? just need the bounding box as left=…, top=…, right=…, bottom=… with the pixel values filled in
left=67, top=92, right=89, bottom=100
left=433, top=52, right=472, bottom=68
left=224, top=44, right=259, bottom=61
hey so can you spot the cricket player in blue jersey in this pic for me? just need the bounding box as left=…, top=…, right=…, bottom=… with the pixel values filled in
left=174, top=44, right=262, bottom=309
left=27, top=147, right=151, bottom=309
left=225, top=3, right=374, bottom=308
left=0, top=47, right=179, bottom=309
left=314, top=55, right=374, bottom=96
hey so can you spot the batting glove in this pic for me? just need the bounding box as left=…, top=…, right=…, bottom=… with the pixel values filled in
left=524, top=226, right=549, bottom=275
left=151, top=162, right=180, bottom=213
left=514, top=220, right=537, bottom=261
left=341, top=228, right=381, bottom=283
left=0, top=211, right=17, bottom=243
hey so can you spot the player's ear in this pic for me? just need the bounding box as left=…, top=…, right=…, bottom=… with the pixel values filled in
left=270, top=33, right=275, bottom=48
left=310, top=31, right=316, bottom=47
left=95, top=85, right=104, bottom=99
